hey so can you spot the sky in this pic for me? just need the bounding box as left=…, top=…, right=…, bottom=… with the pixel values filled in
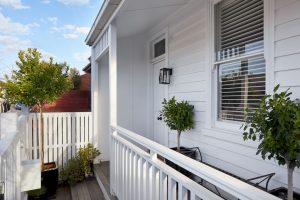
left=0, top=0, right=104, bottom=79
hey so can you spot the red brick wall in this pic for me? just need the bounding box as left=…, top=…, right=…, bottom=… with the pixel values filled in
left=41, top=90, right=91, bottom=112
left=79, top=74, right=91, bottom=91
left=33, top=74, right=91, bottom=112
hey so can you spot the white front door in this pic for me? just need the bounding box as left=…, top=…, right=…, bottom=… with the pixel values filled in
left=153, top=59, right=167, bottom=145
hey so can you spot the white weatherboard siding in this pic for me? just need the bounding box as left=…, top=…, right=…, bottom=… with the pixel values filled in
left=148, top=0, right=300, bottom=192
left=117, top=34, right=150, bottom=139
left=275, top=0, right=300, bottom=99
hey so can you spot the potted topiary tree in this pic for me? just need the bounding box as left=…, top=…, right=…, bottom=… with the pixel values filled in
left=242, top=85, right=300, bottom=200
left=161, top=96, right=194, bottom=152
left=161, top=97, right=195, bottom=177
left=2, top=48, right=71, bottom=197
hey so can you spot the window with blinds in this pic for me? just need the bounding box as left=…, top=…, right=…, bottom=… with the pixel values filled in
left=215, top=0, right=265, bottom=122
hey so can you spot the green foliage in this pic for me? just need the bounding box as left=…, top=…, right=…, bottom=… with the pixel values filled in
left=60, top=157, right=85, bottom=185
left=27, top=186, right=47, bottom=197
left=78, top=143, right=101, bottom=175
left=161, top=97, right=194, bottom=133
left=242, top=84, right=300, bottom=169
left=60, top=144, right=100, bottom=184
left=68, top=68, right=81, bottom=89
left=2, top=48, right=72, bottom=107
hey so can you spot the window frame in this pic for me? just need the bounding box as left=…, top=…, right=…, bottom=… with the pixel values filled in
left=209, top=0, right=274, bottom=132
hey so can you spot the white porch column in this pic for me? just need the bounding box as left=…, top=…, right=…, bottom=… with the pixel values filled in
left=108, top=21, right=117, bottom=195
left=91, top=47, right=99, bottom=160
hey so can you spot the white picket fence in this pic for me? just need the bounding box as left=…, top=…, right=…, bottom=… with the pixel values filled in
left=25, top=112, right=92, bottom=169
left=110, top=125, right=280, bottom=200
left=0, top=114, right=27, bottom=200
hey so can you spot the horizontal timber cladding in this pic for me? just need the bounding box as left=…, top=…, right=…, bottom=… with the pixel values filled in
left=274, top=0, right=300, bottom=99
left=26, top=112, right=92, bottom=169
left=149, top=0, right=300, bottom=191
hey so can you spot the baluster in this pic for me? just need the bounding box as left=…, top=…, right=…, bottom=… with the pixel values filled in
left=160, top=171, right=167, bottom=200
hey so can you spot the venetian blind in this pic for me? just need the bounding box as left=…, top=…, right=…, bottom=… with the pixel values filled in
left=215, top=0, right=264, bottom=61
left=215, top=0, right=265, bottom=122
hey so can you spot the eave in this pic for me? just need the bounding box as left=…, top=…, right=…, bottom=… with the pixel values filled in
left=85, top=0, right=121, bottom=46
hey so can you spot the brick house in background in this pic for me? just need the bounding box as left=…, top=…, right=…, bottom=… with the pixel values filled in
left=34, top=64, right=91, bottom=112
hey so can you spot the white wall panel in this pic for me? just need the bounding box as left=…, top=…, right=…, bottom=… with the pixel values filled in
left=117, top=34, right=149, bottom=139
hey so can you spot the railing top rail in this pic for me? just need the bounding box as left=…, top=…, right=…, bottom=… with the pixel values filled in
left=0, top=131, right=19, bottom=157
left=111, top=125, right=280, bottom=200
left=29, top=112, right=92, bottom=115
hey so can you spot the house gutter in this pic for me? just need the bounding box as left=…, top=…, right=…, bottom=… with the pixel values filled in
left=85, top=0, right=122, bottom=46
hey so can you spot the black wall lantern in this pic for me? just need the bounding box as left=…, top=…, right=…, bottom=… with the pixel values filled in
left=159, top=68, right=172, bottom=84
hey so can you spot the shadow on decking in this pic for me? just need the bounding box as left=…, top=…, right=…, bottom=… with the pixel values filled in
left=54, top=177, right=105, bottom=200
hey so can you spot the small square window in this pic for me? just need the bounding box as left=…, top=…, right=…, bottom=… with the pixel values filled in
left=154, top=39, right=165, bottom=58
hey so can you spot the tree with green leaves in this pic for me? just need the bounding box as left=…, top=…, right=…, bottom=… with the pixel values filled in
left=68, top=67, right=81, bottom=89
left=242, top=85, right=300, bottom=200
left=161, top=97, right=194, bottom=151
left=2, top=48, right=71, bottom=169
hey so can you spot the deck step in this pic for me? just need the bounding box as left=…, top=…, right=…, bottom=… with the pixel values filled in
left=94, top=162, right=118, bottom=200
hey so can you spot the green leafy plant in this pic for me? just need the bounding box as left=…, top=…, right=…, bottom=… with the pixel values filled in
left=242, top=85, right=300, bottom=200
left=60, top=157, right=85, bottom=185
left=60, top=144, right=100, bottom=184
left=78, top=143, right=101, bottom=175
left=68, top=68, right=81, bottom=89
left=161, top=97, right=194, bottom=151
left=2, top=48, right=71, bottom=169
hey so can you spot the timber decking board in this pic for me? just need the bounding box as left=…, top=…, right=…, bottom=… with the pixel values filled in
left=94, top=162, right=118, bottom=200
left=71, top=177, right=105, bottom=200
left=55, top=177, right=104, bottom=200
left=55, top=184, right=72, bottom=200
left=85, top=177, right=105, bottom=200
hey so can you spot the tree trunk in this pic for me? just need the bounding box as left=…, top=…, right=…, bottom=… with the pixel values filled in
left=39, top=105, right=44, bottom=170
left=177, top=130, right=181, bottom=152
left=287, top=161, right=294, bottom=200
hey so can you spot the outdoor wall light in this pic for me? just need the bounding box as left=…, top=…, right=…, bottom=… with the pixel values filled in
left=159, top=68, right=172, bottom=84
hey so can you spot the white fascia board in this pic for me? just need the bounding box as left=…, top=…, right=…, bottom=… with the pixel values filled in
left=85, top=0, right=121, bottom=46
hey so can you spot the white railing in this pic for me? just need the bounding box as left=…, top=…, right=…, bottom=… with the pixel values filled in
left=25, top=112, right=92, bottom=169
left=110, top=125, right=280, bottom=200
left=0, top=114, right=27, bottom=200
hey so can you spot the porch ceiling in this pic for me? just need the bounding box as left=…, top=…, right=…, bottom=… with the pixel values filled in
left=116, top=0, right=190, bottom=38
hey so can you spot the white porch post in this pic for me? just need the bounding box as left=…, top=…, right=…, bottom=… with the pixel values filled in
left=108, top=20, right=117, bottom=195
left=91, top=48, right=99, bottom=160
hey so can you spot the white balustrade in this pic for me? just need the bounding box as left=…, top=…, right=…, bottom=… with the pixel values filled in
left=110, top=125, right=280, bottom=200
left=0, top=114, right=27, bottom=200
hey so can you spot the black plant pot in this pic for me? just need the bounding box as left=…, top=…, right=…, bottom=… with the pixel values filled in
left=270, top=187, right=300, bottom=200
left=165, top=147, right=197, bottom=179
left=42, top=162, right=58, bottom=198
left=0, top=194, right=3, bottom=200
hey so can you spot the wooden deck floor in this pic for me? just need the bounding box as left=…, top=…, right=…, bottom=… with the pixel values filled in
left=55, top=177, right=105, bottom=200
